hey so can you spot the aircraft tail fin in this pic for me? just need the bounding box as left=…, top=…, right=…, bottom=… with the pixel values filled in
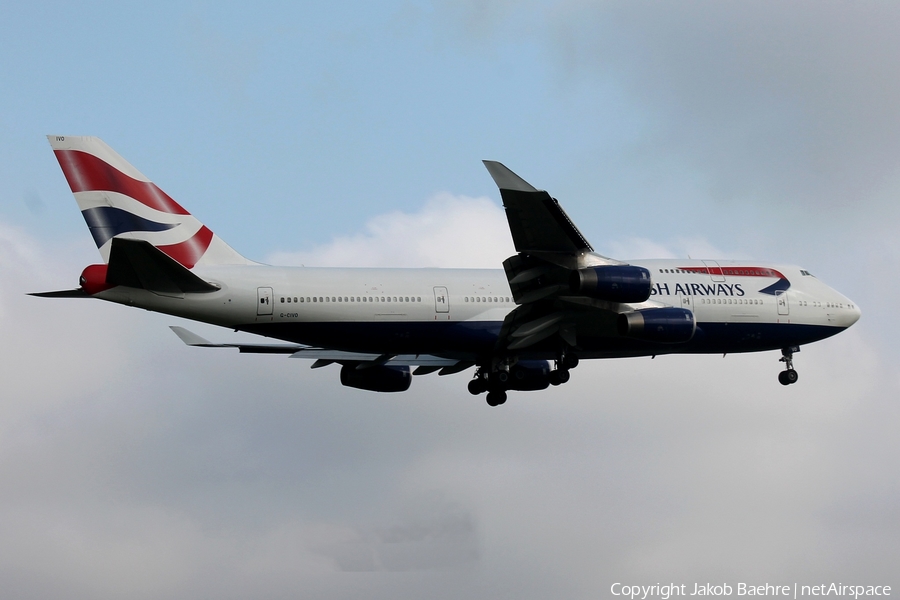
left=47, top=135, right=252, bottom=267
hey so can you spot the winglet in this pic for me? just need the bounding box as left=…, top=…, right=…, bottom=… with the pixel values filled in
left=483, top=161, right=594, bottom=254
left=170, top=326, right=214, bottom=346
left=482, top=161, right=539, bottom=192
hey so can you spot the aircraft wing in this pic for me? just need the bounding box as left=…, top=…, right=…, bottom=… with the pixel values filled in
left=483, top=161, right=656, bottom=353
left=170, top=326, right=469, bottom=374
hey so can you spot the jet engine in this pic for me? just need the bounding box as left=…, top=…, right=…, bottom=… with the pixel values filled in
left=506, top=360, right=551, bottom=391
left=470, top=360, right=552, bottom=395
left=340, top=364, right=412, bottom=392
left=571, top=265, right=652, bottom=303
left=617, top=307, right=695, bottom=343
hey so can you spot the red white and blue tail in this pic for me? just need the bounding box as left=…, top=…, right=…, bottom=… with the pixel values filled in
left=48, top=135, right=251, bottom=267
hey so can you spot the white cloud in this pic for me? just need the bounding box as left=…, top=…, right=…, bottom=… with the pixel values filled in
left=266, top=193, right=514, bottom=269
left=1, top=194, right=895, bottom=596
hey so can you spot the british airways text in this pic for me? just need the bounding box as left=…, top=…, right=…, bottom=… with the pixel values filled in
left=651, top=283, right=746, bottom=297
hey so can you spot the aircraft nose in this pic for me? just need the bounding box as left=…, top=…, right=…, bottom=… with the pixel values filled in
left=849, top=302, right=861, bottom=326
left=839, top=298, right=861, bottom=328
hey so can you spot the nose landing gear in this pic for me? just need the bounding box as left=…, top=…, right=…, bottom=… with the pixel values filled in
left=778, top=346, right=799, bottom=386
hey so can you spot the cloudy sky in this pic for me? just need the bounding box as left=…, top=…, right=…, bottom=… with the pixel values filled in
left=1, top=1, right=898, bottom=597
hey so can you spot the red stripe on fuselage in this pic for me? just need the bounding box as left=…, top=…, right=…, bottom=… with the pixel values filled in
left=678, top=266, right=786, bottom=279
left=54, top=149, right=190, bottom=215
left=157, top=226, right=213, bottom=269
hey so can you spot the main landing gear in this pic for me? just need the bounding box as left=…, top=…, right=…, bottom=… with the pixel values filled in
left=467, top=373, right=507, bottom=406
left=468, top=369, right=509, bottom=406
left=468, top=351, right=579, bottom=407
left=548, top=351, right=578, bottom=386
left=778, top=346, right=799, bottom=386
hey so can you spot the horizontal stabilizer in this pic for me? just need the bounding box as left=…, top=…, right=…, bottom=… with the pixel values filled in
left=28, top=288, right=89, bottom=298
left=108, top=238, right=219, bottom=296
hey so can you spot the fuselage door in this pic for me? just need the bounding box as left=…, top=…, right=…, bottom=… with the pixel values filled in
left=703, top=260, right=726, bottom=282
left=776, top=290, right=789, bottom=316
left=257, top=287, right=274, bottom=315
left=433, top=286, right=449, bottom=313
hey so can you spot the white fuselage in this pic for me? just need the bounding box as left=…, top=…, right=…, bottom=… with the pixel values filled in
left=94, top=258, right=860, bottom=360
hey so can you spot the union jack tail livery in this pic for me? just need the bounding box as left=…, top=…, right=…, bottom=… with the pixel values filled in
left=48, top=135, right=250, bottom=268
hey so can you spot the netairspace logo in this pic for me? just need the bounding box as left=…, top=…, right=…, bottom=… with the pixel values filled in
left=610, top=583, right=892, bottom=600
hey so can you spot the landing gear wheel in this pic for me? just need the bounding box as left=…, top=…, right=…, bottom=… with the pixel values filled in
left=778, top=369, right=799, bottom=386
left=778, top=346, right=800, bottom=386
left=468, top=378, right=487, bottom=395
left=548, top=369, right=570, bottom=386
left=562, top=354, right=579, bottom=370
left=486, top=390, right=507, bottom=406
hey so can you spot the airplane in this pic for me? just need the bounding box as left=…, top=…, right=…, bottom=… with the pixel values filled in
left=33, top=135, right=861, bottom=406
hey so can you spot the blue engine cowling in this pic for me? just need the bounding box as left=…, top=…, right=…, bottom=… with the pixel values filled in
left=617, top=308, right=696, bottom=343
left=506, top=360, right=551, bottom=391
left=340, top=364, right=411, bottom=392
left=571, top=265, right=652, bottom=303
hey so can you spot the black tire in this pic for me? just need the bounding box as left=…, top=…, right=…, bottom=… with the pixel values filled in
left=486, top=390, right=507, bottom=406
left=548, top=371, right=561, bottom=386
left=778, top=371, right=790, bottom=386
left=785, top=369, right=799, bottom=384
left=556, top=369, right=571, bottom=384
left=563, top=354, right=579, bottom=370
left=497, top=371, right=509, bottom=384
left=468, top=379, right=486, bottom=395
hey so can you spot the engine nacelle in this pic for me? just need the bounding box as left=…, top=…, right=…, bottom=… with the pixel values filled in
left=340, top=364, right=411, bottom=393
left=617, top=308, right=696, bottom=343
left=506, top=360, right=551, bottom=391
left=571, top=265, right=652, bottom=303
